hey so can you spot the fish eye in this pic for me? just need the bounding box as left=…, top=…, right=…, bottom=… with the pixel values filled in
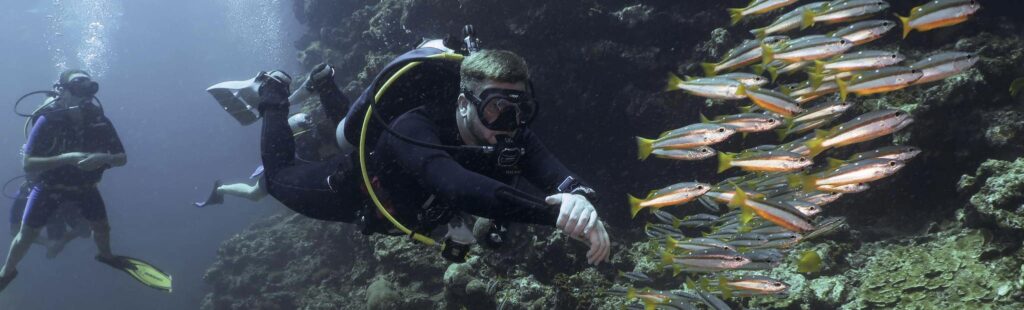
left=798, top=158, right=807, bottom=162
left=768, top=119, right=776, bottom=123
left=734, top=257, right=744, bottom=261
left=697, top=185, right=705, bottom=190
left=889, top=161, right=897, bottom=167
left=891, top=55, right=898, bottom=59
left=701, top=148, right=709, bottom=153
left=718, top=128, right=726, bottom=133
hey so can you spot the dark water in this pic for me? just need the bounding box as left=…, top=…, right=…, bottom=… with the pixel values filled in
left=0, top=0, right=301, bottom=309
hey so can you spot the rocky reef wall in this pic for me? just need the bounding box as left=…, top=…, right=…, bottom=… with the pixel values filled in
left=202, top=1, right=1024, bottom=309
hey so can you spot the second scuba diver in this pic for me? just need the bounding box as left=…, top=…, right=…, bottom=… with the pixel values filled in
left=249, top=46, right=611, bottom=264
left=195, top=68, right=344, bottom=208
left=0, top=70, right=172, bottom=293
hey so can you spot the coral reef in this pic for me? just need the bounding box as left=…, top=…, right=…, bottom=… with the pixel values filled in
left=202, top=0, right=1024, bottom=309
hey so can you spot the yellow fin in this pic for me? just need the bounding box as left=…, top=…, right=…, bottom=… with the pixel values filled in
left=637, top=137, right=655, bottom=161
left=700, top=113, right=712, bottom=123
left=737, top=83, right=748, bottom=97
left=896, top=14, right=912, bottom=39
left=729, top=8, right=746, bottom=25
left=629, top=195, right=645, bottom=218
left=666, top=236, right=679, bottom=250
left=797, top=250, right=823, bottom=273
left=719, top=276, right=733, bottom=299
left=1010, top=78, right=1024, bottom=96
left=752, top=64, right=767, bottom=75
left=718, top=152, right=735, bottom=173
left=728, top=185, right=747, bottom=209
left=752, top=27, right=767, bottom=40
left=801, top=8, right=816, bottom=29
left=701, top=63, right=719, bottom=77
left=767, top=66, right=780, bottom=82
left=666, top=72, right=685, bottom=92
left=627, top=287, right=638, bottom=299
left=761, top=43, right=775, bottom=66
left=836, top=77, right=849, bottom=102
left=826, top=157, right=846, bottom=170
left=808, top=72, right=825, bottom=90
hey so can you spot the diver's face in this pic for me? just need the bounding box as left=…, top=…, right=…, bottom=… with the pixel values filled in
left=60, top=73, right=93, bottom=106
left=458, top=80, right=526, bottom=145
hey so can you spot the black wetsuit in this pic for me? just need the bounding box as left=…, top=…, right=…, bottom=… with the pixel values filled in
left=260, top=82, right=363, bottom=222
left=261, top=85, right=581, bottom=233
left=371, top=107, right=575, bottom=231
left=21, top=103, right=124, bottom=228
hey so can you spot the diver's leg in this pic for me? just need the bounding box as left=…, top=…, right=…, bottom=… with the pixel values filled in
left=0, top=187, right=58, bottom=277
left=217, top=181, right=267, bottom=202
left=0, top=225, right=41, bottom=276
left=78, top=188, right=112, bottom=258
left=259, top=102, right=296, bottom=177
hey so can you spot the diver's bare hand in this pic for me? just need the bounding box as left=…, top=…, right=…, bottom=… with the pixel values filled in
left=546, top=193, right=599, bottom=238
left=76, top=153, right=109, bottom=171
left=585, top=220, right=610, bottom=265
left=60, top=152, right=89, bottom=165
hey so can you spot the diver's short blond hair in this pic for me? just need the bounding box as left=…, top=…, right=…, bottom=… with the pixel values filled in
left=460, top=50, right=530, bottom=93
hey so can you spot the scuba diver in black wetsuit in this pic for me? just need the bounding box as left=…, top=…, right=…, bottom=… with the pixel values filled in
left=195, top=68, right=344, bottom=208
left=254, top=36, right=610, bottom=265
left=0, top=70, right=171, bottom=293
left=196, top=64, right=351, bottom=208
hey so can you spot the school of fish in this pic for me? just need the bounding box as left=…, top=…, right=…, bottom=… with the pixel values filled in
left=620, top=0, right=979, bottom=309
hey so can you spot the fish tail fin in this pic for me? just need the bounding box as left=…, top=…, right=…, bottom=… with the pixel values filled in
left=737, top=83, right=748, bottom=97
left=666, top=236, right=679, bottom=250
left=627, top=287, right=637, bottom=299
left=741, top=132, right=749, bottom=139
left=837, top=77, right=849, bottom=102
left=729, top=8, right=745, bottom=25
left=800, top=175, right=818, bottom=193
left=1010, top=78, right=1024, bottom=96
left=809, top=72, right=826, bottom=90
left=629, top=194, right=645, bottom=219
left=728, top=185, right=747, bottom=209
left=768, top=66, right=780, bottom=82
left=779, top=84, right=793, bottom=96
left=775, top=127, right=791, bottom=142
left=801, top=8, right=816, bottom=29
left=700, top=113, right=712, bottom=123
left=666, top=72, right=685, bottom=92
left=751, top=27, right=767, bottom=40
left=718, top=152, right=735, bottom=173
left=740, top=204, right=755, bottom=226
left=752, top=64, right=766, bottom=75
left=701, top=63, right=719, bottom=77
left=787, top=174, right=802, bottom=189
left=637, top=137, right=655, bottom=161
left=805, top=131, right=829, bottom=158
left=761, top=43, right=775, bottom=66
left=897, top=14, right=912, bottom=39
left=739, top=105, right=755, bottom=113
left=826, top=157, right=846, bottom=170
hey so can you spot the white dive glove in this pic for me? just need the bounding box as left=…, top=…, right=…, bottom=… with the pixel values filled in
left=545, top=193, right=611, bottom=265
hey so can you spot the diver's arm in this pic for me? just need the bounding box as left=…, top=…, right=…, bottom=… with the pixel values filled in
left=23, top=153, right=87, bottom=174
left=308, top=64, right=349, bottom=125
left=22, top=115, right=86, bottom=173
left=388, top=117, right=558, bottom=226
left=98, top=116, right=128, bottom=168
left=518, top=129, right=595, bottom=196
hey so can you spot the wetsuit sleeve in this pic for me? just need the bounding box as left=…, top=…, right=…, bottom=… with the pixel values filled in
left=387, top=117, right=558, bottom=226
left=24, top=115, right=57, bottom=157
left=517, top=129, right=590, bottom=194
left=316, top=82, right=350, bottom=126
left=98, top=117, right=125, bottom=155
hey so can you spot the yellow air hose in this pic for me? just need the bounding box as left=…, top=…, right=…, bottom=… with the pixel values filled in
left=358, top=52, right=464, bottom=246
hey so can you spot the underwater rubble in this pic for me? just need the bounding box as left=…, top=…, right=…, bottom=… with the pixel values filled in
left=202, top=0, right=1024, bottom=309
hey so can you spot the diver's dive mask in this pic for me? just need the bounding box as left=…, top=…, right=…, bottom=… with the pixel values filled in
left=463, top=87, right=537, bottom=132
left=62, top=76, right=99, bottom=98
